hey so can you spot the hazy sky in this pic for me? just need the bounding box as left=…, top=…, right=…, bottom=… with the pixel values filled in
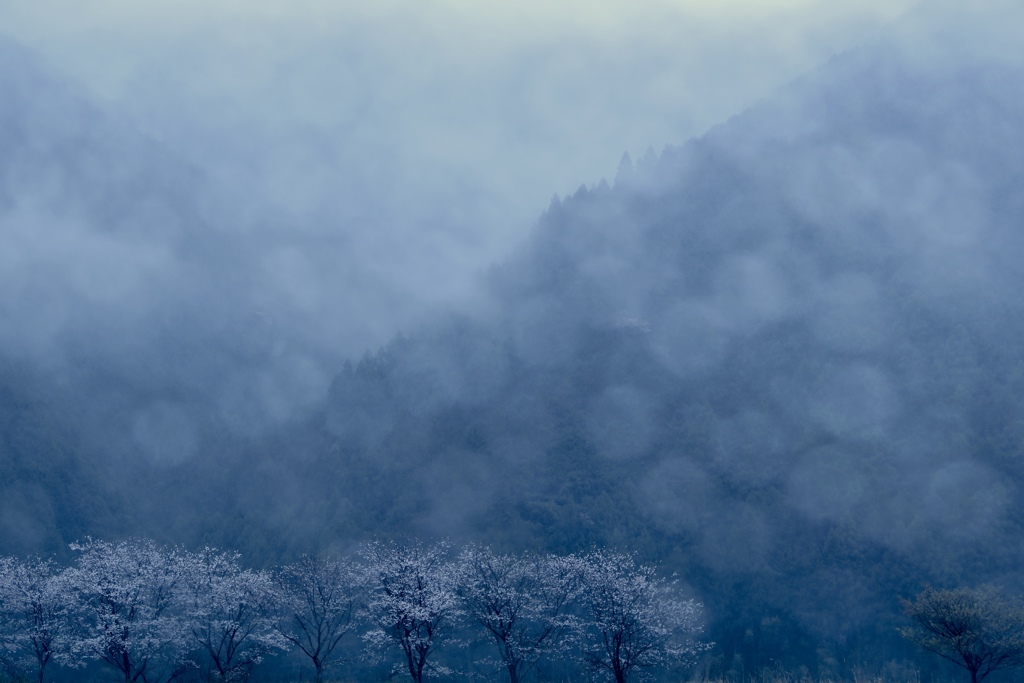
left=1, top=0, right=919, bottom=246
left=0, top=0, right=925, bottom=377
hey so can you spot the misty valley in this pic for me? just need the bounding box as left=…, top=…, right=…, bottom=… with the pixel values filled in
left=6, top=7, right=1024, bottom=683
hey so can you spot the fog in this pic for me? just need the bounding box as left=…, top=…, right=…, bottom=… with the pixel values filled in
left=0, top=0, right=914, bottom=356
left=5, top=2, right=1024, bottom=675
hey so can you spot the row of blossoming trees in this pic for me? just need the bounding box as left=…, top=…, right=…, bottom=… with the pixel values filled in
left=0, top=539, right=707, bottom=683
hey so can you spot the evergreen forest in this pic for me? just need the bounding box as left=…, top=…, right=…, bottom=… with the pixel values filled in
left=4, top=7, right=1024, bottom=683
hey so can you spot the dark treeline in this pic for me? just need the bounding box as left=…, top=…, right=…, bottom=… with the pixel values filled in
left=0, top=539, right=704, bottom=683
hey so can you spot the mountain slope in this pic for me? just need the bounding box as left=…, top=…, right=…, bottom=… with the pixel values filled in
left=5, top=24, right=1024, bottom=678
left=272, top=45, right=1024, bottom=673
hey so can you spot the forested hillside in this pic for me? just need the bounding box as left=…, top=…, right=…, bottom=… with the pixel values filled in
left=4, top=20, right=1024, bottom=682
left=267, top=47, right=1024, bottom=675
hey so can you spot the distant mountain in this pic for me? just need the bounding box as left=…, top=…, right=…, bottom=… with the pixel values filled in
left=5, top=21, right=1024, bottom=679
left=0, top=36, right=205, bottom=233
left=265, top=44, right=1024, bottom=674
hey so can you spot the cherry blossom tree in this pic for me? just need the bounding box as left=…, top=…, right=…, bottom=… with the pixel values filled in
left=68, top=539, right=193, bottom=683
left=0, top=556, right=77, bottom=683
left=579, top=551, right=707, bottom=683
left=183, top=548, right=286, bottom=683
left=361, top=541, right=460, bottom=683
left=457, top=546, right=584, bottom=683
left=277, top=555, right=363, bottom=683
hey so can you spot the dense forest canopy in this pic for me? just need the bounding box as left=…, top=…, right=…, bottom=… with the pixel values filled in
left=4, top=4, right=1024, bottom=681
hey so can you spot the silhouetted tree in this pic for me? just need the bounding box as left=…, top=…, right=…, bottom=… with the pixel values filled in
left=902, top=586, right=1024, bottom=683
left=277, top=555, right=362, bottom=683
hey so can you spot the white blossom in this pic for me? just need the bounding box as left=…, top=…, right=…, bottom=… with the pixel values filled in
left=457, top=546, right=584, bottom=683
left=182, top=548, right=286, bottom=682
left=67, top=538, right=193, bottom=683
left=361, top=541, right=461, bottom=683
left=0, top=556, right=78, bottom=683
left=580, top=551, right=708, bottom=683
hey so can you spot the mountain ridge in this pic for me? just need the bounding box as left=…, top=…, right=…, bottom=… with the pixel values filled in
left=4, top=22, right=1024, bottom=676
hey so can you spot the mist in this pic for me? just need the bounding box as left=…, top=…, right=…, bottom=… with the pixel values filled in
left=5, top=2, right=1024, bottom=680
left=1, top=0, right=914, bottom=347
left=0, top=0, right=929, bottom=458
